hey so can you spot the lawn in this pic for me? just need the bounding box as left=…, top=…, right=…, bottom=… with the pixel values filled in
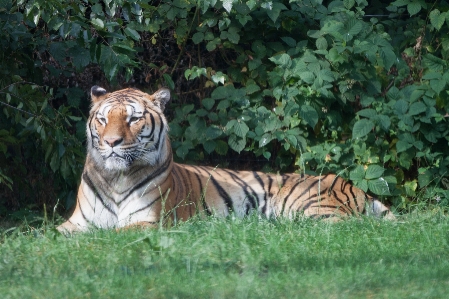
left=1, top=212, right=448, bottom=299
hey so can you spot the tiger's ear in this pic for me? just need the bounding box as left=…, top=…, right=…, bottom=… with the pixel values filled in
left=148, top=88, right=170, bottom=111
left=91, top=86, right=108, bottom=103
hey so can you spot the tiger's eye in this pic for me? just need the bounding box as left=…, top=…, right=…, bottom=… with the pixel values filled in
left=130, top=116, right=140, bottom=123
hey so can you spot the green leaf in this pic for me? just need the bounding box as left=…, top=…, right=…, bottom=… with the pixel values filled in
left=346, top=19, right=363, bottom=36
left=202, top=98, right=215, bottom=110
left=192, top=32, right=204, bottom=44
left=430, top=79, right=446, bottom=94
left=418, top=170, right=433, bottom=188
left=246, top=84, right=261, bottom=94
left=269, top=53, right=291, bottom=68
left=422, top=72, right=441, bottom=80
left=206, top=38, right=221, bottom=51
left=349, top=165, right=365, bottom=181
left=228, top=134, right=245, bottom=153
left=216, top=100, right=230, bottom=110
left=176, top=143, right=192, bottom=160
left=205, top=126, right=222, bottom=139
left=375, top=115, right=391, bottom=131
left=182, top=104, right=194, bottom=115
left=365, top=165, right=385, bottom=180
left=215, top=140, right=228, bottom=155
left=408, top=102, right=426, bottom=116
left=266, top=2, right=287, bottom=23
left=124, top=27, right=140, bottom=41
left=394, top=100, right=408, bottom=115
left=70, top=47, right=90, bottom=71
left=248, top=58, right=262, bottom=71
left=212, top=72, right=226, bottom=85
left=50, top=152, right=60, bottom=172
left=352, top=119, right=374, bottom=139
left=357, top=109, right=376, bottom=118
left=300, top=105, right=318, bottom=128
left=429, top=9, right=446, bottom=31
left=343, top=0, right=355, bottom=9
left=259, top=133, right=273, bottom=147
left=233, top=121, right=249, bottom=138
left=316, top=37, right=328, bottom=50
left=299, top=71, right=315, bottom=84
left=356, top=179, right=369, bottom=192
left=60, top=157, right=71, bottom=180
left=203, top=140, right=216, bottom=154
left=163, top=74, right=175, bottom=90
left=379, top=47, right=396, bottom=70
left=368, top=178, right=390, bottom=195
left=222, top=0, right=233, bottom=13
left=407, top=2, right=421, bottom=16
left=404, top=180, right=417, bottom=196
left=318, top=69, right=334, bottom=82
left=220, top=27, right=240, bottom=44
left=281, top=37, right=296, bottom=47
left=423, top=54, right=446, bottom=72
left=91, top=18, right=104, bottom=29
left=396, top=140, right=412, bottom=153
left=212, top=86, right=233, bottom=99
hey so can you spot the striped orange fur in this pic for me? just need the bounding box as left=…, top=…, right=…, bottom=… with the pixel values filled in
left=57, top=86, right=394, bottom=233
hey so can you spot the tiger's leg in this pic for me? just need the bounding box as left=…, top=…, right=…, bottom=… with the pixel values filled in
left=57, top=198, right=90, bottom=234
left=118, top=221, right=159, bottom=232
left=57, top=220, right=84, bottom=235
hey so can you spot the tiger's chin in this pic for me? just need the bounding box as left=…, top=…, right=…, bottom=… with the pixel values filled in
left=104, top=156, right=131, bottom=171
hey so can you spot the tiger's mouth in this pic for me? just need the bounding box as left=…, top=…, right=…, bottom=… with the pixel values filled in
left=103, top=151, right=133, bottom=170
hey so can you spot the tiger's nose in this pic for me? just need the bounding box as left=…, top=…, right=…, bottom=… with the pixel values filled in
left=104, top=137, right=123, bottom=147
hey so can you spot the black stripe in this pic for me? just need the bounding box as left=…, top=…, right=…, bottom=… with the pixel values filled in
left=336, top=180, right=355, bottom=212
left=79, top=202, right=94, bottom=226
left=139, top=133, right=154, bottom=140
left=118, top=164, right=174, bottom=212
left=300, top=197, right=347, bottom=213
left=328, top=175, right=339, bottom=195
left=345, top=183, right=358, bottom=211
left=82, top=172, right=117, bottom=216
left=222, top=169, right=257, bottom=210
left=252, top=171, right=266, bottom=211
left=353, top=188, right=367, bottom=213
left=88, top=116, right=97, bottom=145
left=330, top=190, right=353, bottom=214
left=281, top=177, right=321, bottom=214
left=118, top=156, right=172, bottom=205
left=81, top=186, right=94, bottom=211
left=263, top=175, right=274, bottom=215
left=332, top=190, right=352, bottom=214
left=193, top=171, right=211, bottom=216
left=281, top=180, right=303, bottom=215
left=148, top=113, right=155, bottom=138
left=154, top=114, right=165, bottom=152
left=210, top=175, right=234, bottom=213
left=128, top=196, right=162, bottom=216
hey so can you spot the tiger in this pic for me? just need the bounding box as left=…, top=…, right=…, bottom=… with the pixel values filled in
left=57, top=86, right=395, bottom=233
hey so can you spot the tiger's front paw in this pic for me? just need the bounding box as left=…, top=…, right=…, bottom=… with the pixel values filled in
left=57, top=221, right=82, bottom=236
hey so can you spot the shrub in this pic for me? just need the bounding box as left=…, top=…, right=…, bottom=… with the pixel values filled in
left=1, top=0, right=449, bottom=215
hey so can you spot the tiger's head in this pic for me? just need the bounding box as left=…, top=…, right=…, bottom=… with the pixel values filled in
left=87, top=86, right=171, bottom=171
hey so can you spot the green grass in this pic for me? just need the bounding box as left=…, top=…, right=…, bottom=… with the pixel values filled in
left=1, top=212, right=449, bottom=299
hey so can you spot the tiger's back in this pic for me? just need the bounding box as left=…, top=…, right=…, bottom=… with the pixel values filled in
left=57, top=86, right=393, bottom=233
left=168, top=165, right=380, bottom=221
